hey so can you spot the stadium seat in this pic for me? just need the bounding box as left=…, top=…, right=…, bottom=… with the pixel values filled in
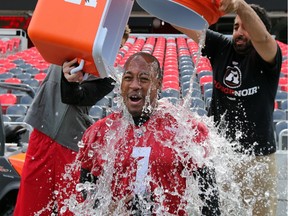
left=95, top=96, right=111, bottom=108
left=9, top=67, right=24, bottom=75
left=197, top=70, right=213, bottom=81
left=162, top=81, right=179, bottom=91
left=4, top=77, right=21, bottom=84
left=181, top=81, right=201, bottom=96
left=2, top=115, right=12, bottom=122
left=0, top=67, right=7, bottom=74
left=180, top=64, right=194, bottom=72
left=0, top=72, right=14, bottom=80
left=179, top=55, right=193, bottom=62
left=18, top=63, right=33, bottom=72
left=196, top=64, right=212, bottom=74
left=12, top=59, right=26, bottom=66
left=25, top=68, right=40, bottom=76
left=203, top=82, right=213, bottom=93
left=206, top=97, right=212, bottom=111
left=23, top=78, right=40, bottom=89
left=181, top=74, right=193, bottom=84
left=276, top=90, right=288, bottom=100
left=280, top=99, right=288, bottom=111
left=165, top=97, right=179, bottom=105
left=278, top=129, right=288, bottom=150
left=34, top=73, right=47, bottom=83
left=275, top=120, right=288, bottom=150
left=179, top=60, right=194, bottom=69
left=199, top=75, right=213, bottom=87
left=6, top=104, right=28, bottom=121
left=14, top=116, right=25, bottom=122
left=183, top=88, right=202, bottom=98
left=1, top=62, right=17, bottom=70
left=278, top=77, right=288, bottom=87
left=190, top=97, right=205, bottom=109
left=190, top=107, right=208, bottom=116
left=273, top=109, right=287, bottom=124
left=15, top=73, right=32, bottom=81
left=161, top=88, right=180, bottom=99
left=32, top=59, right=49, bottom=69
left=281, top=85, right=288, bottom=92
left=203, top=88, right=213, bottom=104
left=0, top=87, right=8, bottom=94
left=180, top=68, right=194, bottom=77
left=19, top=95, right=34, bottom=105
left=89, top=105, right=105, bottom=121
left=0, top=93, right=17, bottom=113
left=191, top=89, right=202, bottom=98
left=163, top=74, right=179, bottom=83
left=164, top=68, right=179, bottom=77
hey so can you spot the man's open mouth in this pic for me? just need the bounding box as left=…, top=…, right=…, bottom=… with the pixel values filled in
left=129, top=94, right=142, bottom=103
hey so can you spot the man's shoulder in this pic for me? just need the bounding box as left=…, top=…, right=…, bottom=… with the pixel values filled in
left=89, top=113, right=120, bottom=128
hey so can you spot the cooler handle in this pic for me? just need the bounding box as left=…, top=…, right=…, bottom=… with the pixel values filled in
left=70, top=59, right=85, bottom=74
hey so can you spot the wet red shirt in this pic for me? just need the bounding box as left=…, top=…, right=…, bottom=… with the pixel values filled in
left=79, top=103, right=209, bottom=215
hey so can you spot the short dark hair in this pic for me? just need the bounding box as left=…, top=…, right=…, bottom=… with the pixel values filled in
left=124, top=52, right=163, bottom=82
left=250, top=4, right=272, bottom=32
left=122, top=25, right=131, bottom=42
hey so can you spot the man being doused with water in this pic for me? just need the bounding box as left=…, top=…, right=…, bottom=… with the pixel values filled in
left=77, top=52, right=220, bottom=215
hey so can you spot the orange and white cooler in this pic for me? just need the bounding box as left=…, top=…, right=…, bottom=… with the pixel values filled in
left=136, top=0, right=224, bottom=30
left=28, top=0, right=134, bottom=77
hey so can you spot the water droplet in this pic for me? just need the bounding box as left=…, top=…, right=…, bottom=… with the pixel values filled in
left=88, top=150, right=94, bottom=158
left=105, top=118, right=113, bottom=127
left=60, top=206, right=67, bottom=214
left=78, top=141, right=85, bottom=148
left=76, top=183, right=85, bottom=192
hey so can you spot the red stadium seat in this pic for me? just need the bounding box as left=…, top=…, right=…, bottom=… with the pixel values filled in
left=163, top=74, right=179, bottom=83
left=2, top=62, right=17, bottom=70
left=199, top=75, right=213, bottom=86
left=4, top=77, right=22, bottom=84
left=279, top=77, right=288, bottom=87
left=34, top=73, right=47, bottom=83
left=0, top=93, right=17, bottom=113
left=281, top=85, right=288, bottom=92
left=0, top=67, right=8, bottom=74
left=162, top=81, right=180, bottom=91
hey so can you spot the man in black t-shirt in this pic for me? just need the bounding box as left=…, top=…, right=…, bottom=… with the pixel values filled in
left=173, top=0, right=282, bottom=215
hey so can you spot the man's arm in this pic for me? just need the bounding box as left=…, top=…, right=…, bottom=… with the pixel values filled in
left=60, top=59, right=115, bottom=106
left=220, top=0, right=277, bottom=63
left=174, top=0, right=278, bottom=64
left=172, top=25, right=202, bottom=44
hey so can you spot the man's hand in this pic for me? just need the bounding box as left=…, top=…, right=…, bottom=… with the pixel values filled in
left=219, top=0, right=241, bottom=14
left=63, top=58, right=84, bottom=82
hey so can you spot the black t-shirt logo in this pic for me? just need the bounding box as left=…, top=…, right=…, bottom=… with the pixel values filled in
left=223, top=66, right=241, bottom=89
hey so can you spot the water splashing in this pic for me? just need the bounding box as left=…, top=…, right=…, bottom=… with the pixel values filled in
left=37, top=32, right=274, bottom=216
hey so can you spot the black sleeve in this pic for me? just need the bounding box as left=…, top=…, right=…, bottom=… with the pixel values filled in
left=193, top=166, right=221, bottom=216
left=80, top=168, right=98, bottom=200
left=202, top=30, right=230, bottom=63
left=61, top=72, right=115, bottom=106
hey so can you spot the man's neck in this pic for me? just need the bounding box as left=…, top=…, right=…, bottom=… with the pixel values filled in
left=132, top=115, right=150, bottom=126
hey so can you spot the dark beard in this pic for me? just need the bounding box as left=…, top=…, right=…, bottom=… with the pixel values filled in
left=232, top=36, right=253, bottom=55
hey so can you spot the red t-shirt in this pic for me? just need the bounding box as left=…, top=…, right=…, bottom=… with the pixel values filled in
left=79, top=101, right=209, bottom=215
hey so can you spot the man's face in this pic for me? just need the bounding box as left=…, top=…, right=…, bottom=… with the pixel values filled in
left=232, top=16, right=253, bottom=54
left=121, top=55, right=161, bottom=117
